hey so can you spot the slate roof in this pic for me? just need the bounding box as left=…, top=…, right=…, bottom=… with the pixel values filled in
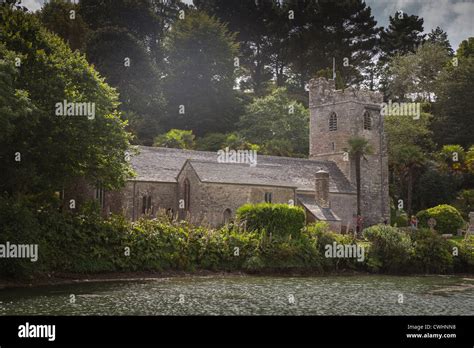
left=188, top=160, right=298, bottom=188
left=130, top=146, right=355, bottom=193
left=297, top=195, right=341, bottom=221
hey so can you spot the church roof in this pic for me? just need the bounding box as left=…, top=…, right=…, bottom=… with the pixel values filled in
left=130, top=146, right=355, bottom=193
left=187, top=160, right=298, bottom=188
left=297, top=195, right=341, bottom=221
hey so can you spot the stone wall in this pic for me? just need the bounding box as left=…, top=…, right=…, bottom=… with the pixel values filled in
left=177, top=162, right=296, bottom=227
left=328, top=192, right=357, bottom=231
left=121, top=181, right=178, bottom=220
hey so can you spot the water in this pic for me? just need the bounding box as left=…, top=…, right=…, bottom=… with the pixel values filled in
left=1, top=275, right=473, bottom=315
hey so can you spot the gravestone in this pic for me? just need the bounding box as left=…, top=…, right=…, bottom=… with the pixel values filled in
left=468, top=212, right=474, bottom=235
left=428, top=217, right=437, bottom=232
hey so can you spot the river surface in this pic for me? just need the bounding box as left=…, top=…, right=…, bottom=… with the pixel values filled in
left=1, top=275, right=473, bottom=315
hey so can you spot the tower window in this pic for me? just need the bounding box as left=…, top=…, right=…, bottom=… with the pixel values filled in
left=363, top=111, right=372, bottom=130
left=329, top=112, right=337, bottom=131
left=264, top=192, right=273, bottom=203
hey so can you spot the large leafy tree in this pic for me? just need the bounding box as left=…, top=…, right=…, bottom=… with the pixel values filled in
left=39, top=0, right=89, bottom=51
left=0, top=7, right=132, bottom=196
left=432, top=38, right=474, bottom=148
left=79, top=0, right=168, bottom=145
left=194, top=0, right=276, bottom=95
left=238, top=87, right=308, bottom=156
left=78, top=0, right=158, bottom=42
left=85, top=27, right=164, bottom=144
left=385, top=42, right=450, bottom=102
left=385, top=113, right=434, bottom=215
left=197, top=0, right=379, bottom=95
left=163, top=10, right=241, bottom=136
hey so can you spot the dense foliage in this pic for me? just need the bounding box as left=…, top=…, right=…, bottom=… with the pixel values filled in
left=416, top=204, right=465, bottom=234
left=1, top=196, right=472, bottom=279
left=0, top=6, right=133, bottom=195
left=236, top=203, right=306, bottom=237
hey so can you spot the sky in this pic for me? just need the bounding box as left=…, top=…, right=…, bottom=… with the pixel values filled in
left=21, top=0, right=473, bottom=49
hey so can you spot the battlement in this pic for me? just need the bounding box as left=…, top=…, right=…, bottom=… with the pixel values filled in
left=308, top=77, right=383, bottom=108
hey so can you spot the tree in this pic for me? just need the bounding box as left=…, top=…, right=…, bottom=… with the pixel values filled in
left=416, top=164, right=460, bottom=211
left=437, top=145, right=466, bottom=173
left=78, top=0, right=158, bottom=42
left=85, top=27, right=165, bottom=144
left=163, top=10, right=241, bottom=136
left=39, top=0, right=89, bottom=51
left=385, top=113, right=434, bottom=215
left=427, top=26, right=453, bottom=56
left=385, top=43, right=450, bottom=101
left=153, top=129, right=195, bottom=149
left=79, top=0, right=168, bottom=145
left=466, top=146, right=474, bottom=175
left=346, top=136, right=373, bottom=231
left=195, top=132, right=259, bottom=151
left=432, top=38, right=474, bottom=148
left=392, top=144, right=426, bottom=216
left=0, top=7, right=132, bottom=196
left=456, top=37, right=474, bottom=59
left=380, top=11, right=425, bottom=61
left=194, top=0, right=276, bottom=95
left=238, top=87, right=309, bottom=156
left=196, top=0, right=379, bottom=95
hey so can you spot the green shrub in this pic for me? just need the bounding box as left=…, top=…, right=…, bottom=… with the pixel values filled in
left=416, top=204, right=465, bottom=234
left=305, top=222, right=360, bottom=271
left=452, top=189, right=474, bottom=220
left=236, top=203, right=305, bottom=237
left=391, top=209, right=408, bottom=227
left=363, top=225, right=412, bottom=273
left=450, top=236, right=474, bottom=273
left=411, top=229, right=453, bottom=273
left=1, top=194, right=471, bottom=279
left=0, top=196, right=43, bottom=278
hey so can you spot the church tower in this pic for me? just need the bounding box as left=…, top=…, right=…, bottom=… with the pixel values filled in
left=308, top=78, right=389, bottom=226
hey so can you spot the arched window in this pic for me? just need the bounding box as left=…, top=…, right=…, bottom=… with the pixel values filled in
left=329, top=112, right=337, bottom=131
left=223, top=209, right=232, bottom=224
left=184, top=179, right=190, bottom=211
left=363, top=111, right=372, bottom=130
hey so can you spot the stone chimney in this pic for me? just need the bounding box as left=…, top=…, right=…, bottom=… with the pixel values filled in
left=315, top=169, right=329, bottom=208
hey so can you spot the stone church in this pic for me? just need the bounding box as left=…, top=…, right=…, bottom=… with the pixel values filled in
left=69, top=77, right=389, bottom=232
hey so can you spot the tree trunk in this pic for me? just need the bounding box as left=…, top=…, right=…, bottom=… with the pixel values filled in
left=356, top=155, right=361, bottom=216
left=407, top=166, right=413, bottom=216
left=355, top=154, right=361, bottom=232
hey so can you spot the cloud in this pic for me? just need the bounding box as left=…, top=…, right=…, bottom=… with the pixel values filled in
left=365, top=0, right=474, bottom=50
left=22, top=0, right=44, bottom=12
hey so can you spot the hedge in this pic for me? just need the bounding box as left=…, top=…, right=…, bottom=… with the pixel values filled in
left=416, top=204, right=465, bottom=234
left=1, top=196, right=473, bottom=279
left=236, top=203, right=305, bottom=237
